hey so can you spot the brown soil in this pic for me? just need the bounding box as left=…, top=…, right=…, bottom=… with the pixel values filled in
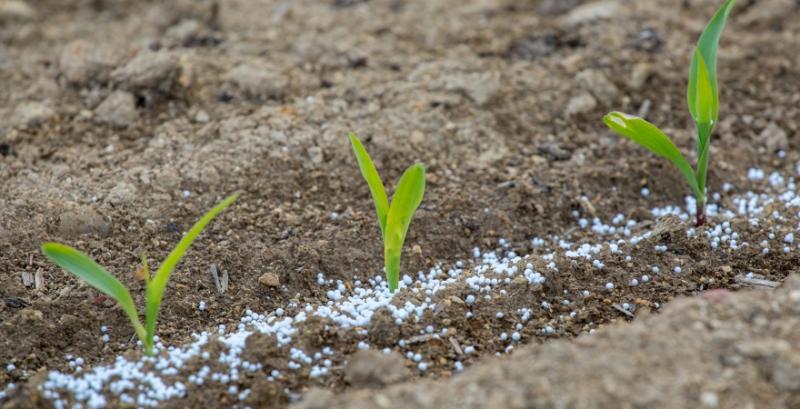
left=1, top=0, right=800, bottom=407
left=294, top=275, right=800, bottom=409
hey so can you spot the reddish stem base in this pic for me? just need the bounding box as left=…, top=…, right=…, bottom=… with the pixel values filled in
left=695, top=211, right=706, bottom=227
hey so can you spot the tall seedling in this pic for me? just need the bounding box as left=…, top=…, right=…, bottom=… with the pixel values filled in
left=42, top=193, right=239, bottom=355
left=604, top=0, right=736, bottom=226
left=349, top=133, right=425, bottom=292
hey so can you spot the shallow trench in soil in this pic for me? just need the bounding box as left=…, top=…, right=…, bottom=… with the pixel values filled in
left=1, top=0, right=800, bottom=408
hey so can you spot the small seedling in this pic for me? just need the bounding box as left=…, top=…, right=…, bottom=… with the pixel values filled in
left=42, top=193, right=239, bottom=355
left=604, top=0, right=735, bottom=227
left=349, top=133, right=425, bottom=292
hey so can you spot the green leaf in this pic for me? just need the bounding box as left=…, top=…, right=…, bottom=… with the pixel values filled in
left=42, top=243, right=146, bottom=342
left=384, top=163, right=425, bottom=292
left=687, top=0, right=736, bottom=123
left=692, top=52, right=715, bottom=200
left=603, top=112, right=701, bottom=199
left=349, top=133, right=390, bottom=238
left=144, top=192, right=239, bottom=353
left=692, top=51, right=716, bottom=126
left=695, top=121, right=714, bottom=206
left=695, top=51, right=719, bottom=173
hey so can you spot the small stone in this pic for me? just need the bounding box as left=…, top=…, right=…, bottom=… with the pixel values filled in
left=59, top=40, right=119, bottom=85
left=19, top=309, right=43, bottom=322
left=576, top=69, right=619, bottom=102
left=760, top=122, right=788, bottom=153
left=258, top=272, right=281, bottom=287
left=295, top=388, right=335, bottom=409
left=560, top=53, right=584, bottom=74
left=530, top=154, right=547, bottom=165
left=560, top=1, right=622, bottom=27
left=772, top=354, right=800, bottom=391
left=0, top=0, right=34, bottom=21
left=20, top=271, right=34, bottom=287
left=700, top=391, right=719, bottom=408
left=59, top=207, right=113, bottom=238
left=111, top=51, right=179, bottom=92
left=165, top=19, right=202, bottom=45
left=441, top=72, right=501, bottom=106
left=194, top=110, right=210, bottom=123
left=13, top=102, right=55, bottom=127
left=107, top=182, right=138, bottom=206
left=564, top=92, right=597, bottom=116
left=538, top=143, right=571, bottom=161
left=224, top=62, right=288, bottom=100
left=508, top=34, right=559, bottom=60
left=307, top=146, right=324, bottom=165
left=536, top=0, right=582, bottom=15
left=152, top=166, right=181, bottom=192
left=630, top=63, right=654, bottom=90
left=410, top=130, right=426, bottom=144
left=512, top=275, right=529, bottom=286
left=95, top=91, right=138, bottom=128
left=344, top=350, right=411, bottom=388
left=631, top=28, right=663, bottom=53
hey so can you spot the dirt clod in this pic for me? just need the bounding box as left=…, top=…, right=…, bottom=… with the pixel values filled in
left=576, top=69, right=619, bottom=103
left=59, top=40, right=119, bottom=85
left=0, top=0, right=33, bottom=21
left=18, top=309, right=42, bottom=322
left=367, top=308, right=401, bottom=347
left=94, top=91, right=138, bottom=128
left=111, top=50, right=180, bottom=93
left=224, top=63, right=288, bottom=100
left=343, top=350, right=411, bottom=389
left=565, top=92, right=598, bottom=116
left=12, top=102, right=55, bottom=128
left=106, top=182, right=139, bottom=206
left=560, top=1, right=622, bottom=26
left=57, top=207, right=112, bottom=238
left=760, top=122, right=789, bottom=153
left=258, top=272, right=281, bottom=288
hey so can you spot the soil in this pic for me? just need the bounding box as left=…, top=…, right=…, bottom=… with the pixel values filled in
left=294, top=276, right=800, bottom=409
left=1, top=0, right=799, bottom=408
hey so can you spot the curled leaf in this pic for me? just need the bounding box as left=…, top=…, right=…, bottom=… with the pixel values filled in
left=603, top=112, right=700, bottom=199
left=349, top=133, right=390, bottom=238
left=692, top=51, right=716, bottom=125
left=384, top=164, right=425, bottom=292
left=687, top=0, right=736, bottom=123
left=42, top=243, right=146, bottom=342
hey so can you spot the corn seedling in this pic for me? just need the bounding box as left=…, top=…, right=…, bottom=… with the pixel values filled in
left=349, top=133, right=425, bottom=292
left=42, top=193, right=239, bottom=355
left=604, top=0, right=735, bottom=227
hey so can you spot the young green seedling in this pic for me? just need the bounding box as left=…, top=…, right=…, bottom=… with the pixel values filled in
left=604, top=0, right=735, bottom=227
left=42, top=193, right=239, bottom=356
left=349, top=133, right=425, bottom=293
